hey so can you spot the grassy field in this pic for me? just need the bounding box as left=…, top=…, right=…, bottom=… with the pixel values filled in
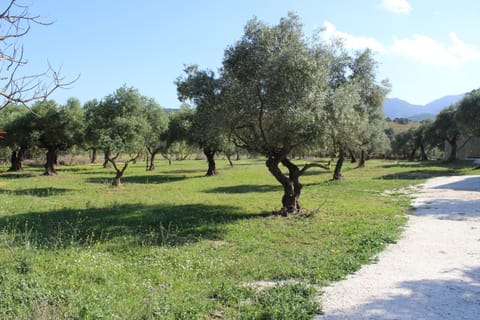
left=0, top=158, right=476, bottom=319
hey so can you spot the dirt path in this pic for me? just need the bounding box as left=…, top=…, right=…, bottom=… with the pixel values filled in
left=315, top=175, right=480, bottom=320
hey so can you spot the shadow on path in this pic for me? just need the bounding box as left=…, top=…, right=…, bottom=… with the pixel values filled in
left=319, top=267, right=480, bottom=320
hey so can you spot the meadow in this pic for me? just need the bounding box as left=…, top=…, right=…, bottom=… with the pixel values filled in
left=0, top=158, right=475, bottom=319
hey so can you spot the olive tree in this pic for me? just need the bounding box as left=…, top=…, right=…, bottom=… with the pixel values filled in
left=176, top=65, right=225, bottom=176
left=456, top=89, right=480, bottom=136
left=32, top=98, right=85, bottom=175
left=88, top=86, right=150, bottom=186
left=0, top=104, right=33, bottom=171
left=221, top=14, right=330, bottom=215
left=164, top=105, right=195, bottom=163
left=144, top=100, right=168, bottom=171
left=348, top=50, right=390, bottom=168
left=430, top=104, right=461, bottom=162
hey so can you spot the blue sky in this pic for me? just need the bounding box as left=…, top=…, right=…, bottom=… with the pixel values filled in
left=21, top=0, right=480, bottom=107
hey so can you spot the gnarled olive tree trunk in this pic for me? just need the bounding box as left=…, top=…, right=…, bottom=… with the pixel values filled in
left=266, top=157, right=302, bottom=215
left=44, top=147, right=58, bottom=176
left=8, top=146, right=26, bottom=172
left=356, top=149, right=366, bottom=168
left=103, top=150, right=111, bottom=168
left=419, top=144, right=428, bottom=161
left=204, top=148, right=217, bottom=176
left=333, top=149, right=345, bottom=180
left=447, top=137, right=457, bottom=163
left=266, top=156, right=331, bottom=215
left=148, top=151, right=157, bottom=171
left=90, top=148, right=97, bottom=163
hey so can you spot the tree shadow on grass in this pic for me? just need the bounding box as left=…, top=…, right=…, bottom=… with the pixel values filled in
left=379, top=168, right=468, bottom=180
left=0, top=187, right=70, bottom=197
left=204, top=184, right=281, bottom=194
left=86, top=174, right=193, bottom=185
left=0, top=202, right=268, bottom=249
left=0, top=172, right=39, bottom=179
left=317, top=267, right=480, bottom=320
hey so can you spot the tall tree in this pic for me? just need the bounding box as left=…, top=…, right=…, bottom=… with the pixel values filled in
left=176, top=65, right=225, bottom=176
left=90, top=86, right=150, bottom=186
left=221, top=14, right=330, bottom=215
left=0, top=1, right=74, bottom=110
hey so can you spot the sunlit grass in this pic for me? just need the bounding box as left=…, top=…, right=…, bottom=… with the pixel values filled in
left=0, top=158, right=476, bottom=319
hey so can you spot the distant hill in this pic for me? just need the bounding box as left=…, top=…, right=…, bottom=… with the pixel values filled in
left=383, top=93, right=466, bottom=121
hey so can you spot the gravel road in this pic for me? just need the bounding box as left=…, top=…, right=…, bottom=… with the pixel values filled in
left=315, top=175, right=480, bottom=320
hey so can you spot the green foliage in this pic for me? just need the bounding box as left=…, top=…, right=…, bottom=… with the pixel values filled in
left=456, top=89, right=480, bottom=136
left=95, top=86, right=150, bottom=156
left=144, top=100, right=169, bottom=153
left=30, top=99, right=85, bottom=152
left=176, top=66, right=225, bottom=150
left=222, top=13, right=326, bottom=157
left=165, top=105, right=195, bottom=147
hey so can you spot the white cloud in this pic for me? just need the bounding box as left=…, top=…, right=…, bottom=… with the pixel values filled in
left=381, top=0, right=412, bottom=14
left=448, top=32, right=480, bottom=62
left=320, top=21, right=385, bottom=53
left=391, top=33, right=480, bottom=66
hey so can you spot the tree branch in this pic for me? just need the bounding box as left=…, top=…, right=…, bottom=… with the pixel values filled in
left=299, top=161, right=331, bottom=176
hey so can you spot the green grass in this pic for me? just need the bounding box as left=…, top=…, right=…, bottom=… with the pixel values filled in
left=0, top=158, right=476, bottom=319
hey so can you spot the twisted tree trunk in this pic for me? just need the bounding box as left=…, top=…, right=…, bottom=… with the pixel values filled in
left=447, top=137, right=457, bottom=163
left=204, top=148, right=217, bottom=176
left=44, top=147, right=58, bottom=176
left=8, top=146, right=26, bottom=172
left=333, top=149, right=345, bottom=180
left=357, top=150, right=366, bottom=168
left=90, top=148, right=97, bottom=163
left=266, top=156, right=301, bottom=215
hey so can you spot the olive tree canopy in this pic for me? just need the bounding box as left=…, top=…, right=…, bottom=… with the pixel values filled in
left=221, top=14, right=331, bottom=215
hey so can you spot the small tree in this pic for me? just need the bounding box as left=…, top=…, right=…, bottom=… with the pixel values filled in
left=91, top=86, right=150, bottom=186
left=176, top=65, right=225, bottom=176
left=33, top=98, right=85, bottom=175
left=348, top=50, right=390, bottom=168
left=164, top=105, right=195, bottom=163
left=144, top=101, right=169, bottom=171
left=83, top=99, right=102, bottom=163
left=324, top=82, right=364, bottom=180
left=0, top=104, right=33, bottom=171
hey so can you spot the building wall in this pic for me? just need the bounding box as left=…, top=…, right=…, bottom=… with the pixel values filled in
left=445, top=137, right=480, bottom=160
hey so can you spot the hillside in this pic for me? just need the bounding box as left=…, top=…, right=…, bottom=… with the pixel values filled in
left=383, top=93, right=466, bottom=121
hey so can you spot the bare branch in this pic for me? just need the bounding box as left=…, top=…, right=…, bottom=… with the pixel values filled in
left=0, top=1, right=75, bottom=111
left=299, top=161, right=331, bottom=176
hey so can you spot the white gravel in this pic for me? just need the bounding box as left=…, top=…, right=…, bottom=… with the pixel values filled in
left=315, top=175, right=480, bottom=320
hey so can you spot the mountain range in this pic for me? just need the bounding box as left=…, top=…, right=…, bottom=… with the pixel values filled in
left=382, top=93, right=466, bottom=121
